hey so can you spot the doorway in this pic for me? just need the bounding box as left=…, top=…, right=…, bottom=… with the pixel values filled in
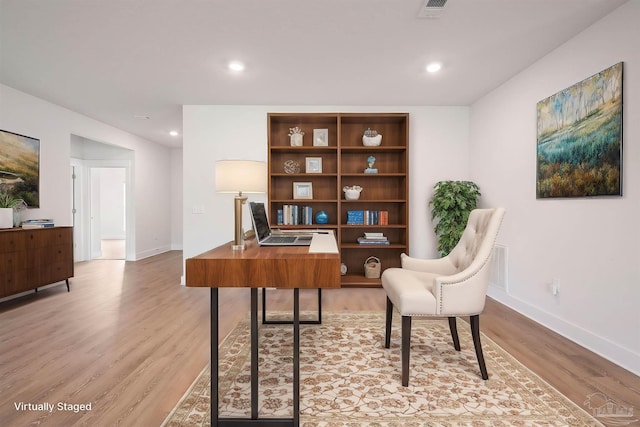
left=70, top=135, right=135, bottom=261
left=91, top=167, right=126, bottom=260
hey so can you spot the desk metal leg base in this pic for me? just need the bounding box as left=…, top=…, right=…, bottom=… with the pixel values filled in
left=261, top=288, right=321, bottom=325
left=211, top=288, right=300, bottom=427
left=213, top=418, right=294, bottom=426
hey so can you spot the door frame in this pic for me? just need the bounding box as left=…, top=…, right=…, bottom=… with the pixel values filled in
left=71, top=159, right=135, bottom=261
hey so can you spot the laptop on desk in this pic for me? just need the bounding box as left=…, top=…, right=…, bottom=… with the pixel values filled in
left=249, top=202, right=313, bottom=246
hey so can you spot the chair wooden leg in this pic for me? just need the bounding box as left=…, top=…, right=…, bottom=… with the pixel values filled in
left=384, top=297, right=393, bottom=349
left=470, top=315, right=489, bottom=380
left=401, top=315, right=411, bottom=386
left=448, top=317, right=461, bottom=351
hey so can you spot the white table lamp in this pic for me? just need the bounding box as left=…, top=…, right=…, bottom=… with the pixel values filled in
left=215, top=160, right=267, bottom=250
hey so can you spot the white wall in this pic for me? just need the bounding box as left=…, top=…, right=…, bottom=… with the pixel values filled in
left=469, top=1, right=639, bottom=374
left=170, top=148, right=183, bottom=250
left=0, top=84, right=174, bottom=260
left=182, top=105, right=469, bottom=260
left=98, top=168, right=126, bottom=240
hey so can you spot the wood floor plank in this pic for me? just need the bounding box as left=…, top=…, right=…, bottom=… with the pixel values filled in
left=1, top=250, right=638, bottom=426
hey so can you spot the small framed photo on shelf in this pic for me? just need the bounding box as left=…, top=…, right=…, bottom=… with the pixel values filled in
left=313, top=129, right=329, bottom=146
left=305, top=157, right=322, bottom=173
left=293, top=182, right=313, bottom=199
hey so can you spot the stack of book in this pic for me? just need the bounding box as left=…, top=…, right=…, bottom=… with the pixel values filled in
left=346, top=210, right=389, bottom=225
left=22, top=219, right=55, bottom=229
left=356, top=232, right=390, bottom=245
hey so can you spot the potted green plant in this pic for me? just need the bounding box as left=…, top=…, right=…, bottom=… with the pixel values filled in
left=0, top=190, right=27, bottom=228
left=429, top=180, right=481, bottom=256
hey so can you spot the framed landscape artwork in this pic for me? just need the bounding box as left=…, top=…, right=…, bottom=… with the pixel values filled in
left=536, top=62, right=623, bottom=198
left=0, top=129, right=40, bottom=207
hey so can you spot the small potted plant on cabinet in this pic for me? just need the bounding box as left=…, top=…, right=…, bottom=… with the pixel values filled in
left=0, top=190, right=27, bottom=228
left=429, top=180, right=481, bottom=256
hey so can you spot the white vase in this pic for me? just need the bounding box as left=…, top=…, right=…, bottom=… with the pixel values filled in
left=0, top=208, right=13, bottom=229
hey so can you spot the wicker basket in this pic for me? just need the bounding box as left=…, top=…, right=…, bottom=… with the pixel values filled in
left=364, top=256, right=381, bottom=279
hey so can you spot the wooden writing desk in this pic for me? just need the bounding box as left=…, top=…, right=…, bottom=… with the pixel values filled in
left=186, top=235, right=340, bottom=427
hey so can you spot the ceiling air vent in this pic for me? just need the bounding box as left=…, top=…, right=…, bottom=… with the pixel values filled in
left=417, top=0, right=447, bottom=19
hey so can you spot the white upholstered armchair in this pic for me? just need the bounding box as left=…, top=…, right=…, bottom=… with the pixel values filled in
left=381, top=207, right=505, bottom=386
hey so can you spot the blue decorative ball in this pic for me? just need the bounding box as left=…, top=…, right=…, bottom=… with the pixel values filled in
left=315, top=211, right=329, bottom=224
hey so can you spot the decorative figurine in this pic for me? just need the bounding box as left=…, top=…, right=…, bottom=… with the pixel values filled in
left=289, top=126, right=304, bottom=146
left=364, top=155, right=378, bottom=174
left=284, top=159, right=300, bottom=174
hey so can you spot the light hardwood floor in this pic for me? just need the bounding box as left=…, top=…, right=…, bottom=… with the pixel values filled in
left=1, top=250, right=638, bottom=426
left=94, top=239, right=126, bottom=260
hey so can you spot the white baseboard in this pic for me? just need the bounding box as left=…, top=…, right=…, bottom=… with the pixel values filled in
left=487, top=287, right=640, bottom=376
left=135, top=245, right=172, bottom=260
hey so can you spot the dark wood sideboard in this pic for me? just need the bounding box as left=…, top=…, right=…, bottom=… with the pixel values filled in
left=0, top=226, right=74, bottom=299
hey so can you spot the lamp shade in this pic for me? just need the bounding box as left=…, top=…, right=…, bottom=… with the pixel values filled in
left=215, top=160, right=267, bottom=194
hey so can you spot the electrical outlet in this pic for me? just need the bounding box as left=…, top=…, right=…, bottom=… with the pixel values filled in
left=552, top=278, right=560, bottom=296
left=191, top=205, right=205, bottom=214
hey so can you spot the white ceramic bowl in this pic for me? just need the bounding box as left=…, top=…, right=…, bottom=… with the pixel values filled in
left=343, top=185, right=363, bottom=200
left=362, top=134, right=382, bottom=146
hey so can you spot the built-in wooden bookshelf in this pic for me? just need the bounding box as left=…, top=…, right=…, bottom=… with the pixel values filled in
left=268, top=113, right=409, bottom=287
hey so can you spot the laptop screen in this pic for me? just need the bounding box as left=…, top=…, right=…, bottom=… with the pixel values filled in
left=249, top=202, right=272, bottom=241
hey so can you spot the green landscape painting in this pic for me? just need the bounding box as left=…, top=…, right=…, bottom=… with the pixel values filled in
left=536, top=62, right=622, bottom=198
left=0, top=130, right=40, bottom=207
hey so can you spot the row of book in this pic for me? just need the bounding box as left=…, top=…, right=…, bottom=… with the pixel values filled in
left=277, top=205, right=314, bottom=225
left=346, top=210, right=389, bottom=225
left=276, top=207, right=392, bottom=226
left=356, top=232, right=390, bottom=245
left=21, top=219, right=55, bottom=229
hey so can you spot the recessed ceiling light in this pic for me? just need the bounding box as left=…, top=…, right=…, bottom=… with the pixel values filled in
left=228, top=61, right=245, bottom=72
left=169, top=130, right=179, bottom=137
left=426, top=62, right=442, bottom=73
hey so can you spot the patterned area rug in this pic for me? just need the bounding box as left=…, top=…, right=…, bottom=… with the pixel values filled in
left=162, top=312, right=602, bottom=426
